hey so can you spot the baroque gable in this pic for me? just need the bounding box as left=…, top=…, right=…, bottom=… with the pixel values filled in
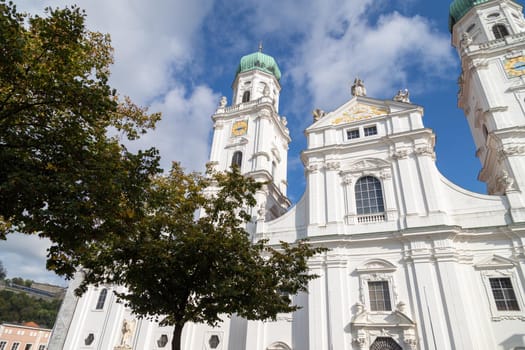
left=306, top=96, right=421, bottom=131
left=307, top=97, right=390, bottom=130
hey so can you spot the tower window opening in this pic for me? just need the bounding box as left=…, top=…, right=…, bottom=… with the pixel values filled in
left=493, top=24, right=509, bottom=39
left=466, top=23, right=476, bottom=33
left=231, top=151, right=243, bottom=168
left=96, top=288, right=108, bottom=310
left=487, top=12, right=500, bottom=19
left=242, top=91, right=250, bottom=102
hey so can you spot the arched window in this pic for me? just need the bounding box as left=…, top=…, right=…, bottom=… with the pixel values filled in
left=355, top=176, right=384, bottom=215
left=95, top=288, right=108, bottom=310
left=493, top=24, right=509, bottom=39
left=231, top=151, right=242, bottom=168
left=242, top=91, right=250, bottom=102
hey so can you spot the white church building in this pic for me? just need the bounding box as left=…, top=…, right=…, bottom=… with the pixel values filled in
left=49, top=0, right=525, bottom=349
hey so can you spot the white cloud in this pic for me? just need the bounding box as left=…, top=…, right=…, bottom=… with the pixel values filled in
left=230, top=0, right=455, bottom=120
left=19, top=0, right=215, bottom=103
left=287, top=6, right=456, bottom=112
left=130, top=85, right=219, bottom=172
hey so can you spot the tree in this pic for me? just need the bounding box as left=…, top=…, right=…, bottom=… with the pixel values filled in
left=79, top=164, right=326, bottom=350
left=0, top=1, right=161, bottom=276
left=0, top=290, right=62, bottom=328
left=0, top=260, right=6, bottom=280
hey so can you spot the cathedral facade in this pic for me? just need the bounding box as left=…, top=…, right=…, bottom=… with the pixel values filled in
left=50, top=1, right=525, bottom=349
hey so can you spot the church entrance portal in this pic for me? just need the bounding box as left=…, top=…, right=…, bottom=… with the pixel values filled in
left=370, top=337, right=402, bottom=350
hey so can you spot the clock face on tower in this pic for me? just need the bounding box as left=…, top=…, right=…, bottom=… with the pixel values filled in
left=231, top=120, right=248, bottom=136
left=504, top=56, right=525, bottom=77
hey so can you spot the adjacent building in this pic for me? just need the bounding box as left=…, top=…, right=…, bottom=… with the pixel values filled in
left=0, top=323, right=51, bottom=350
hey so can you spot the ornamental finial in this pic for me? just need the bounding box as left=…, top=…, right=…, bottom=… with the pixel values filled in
left=258, top=41, right=263, bottom=52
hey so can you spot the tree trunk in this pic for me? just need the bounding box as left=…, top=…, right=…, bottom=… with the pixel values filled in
left=172, top=323, right=184, bottom=350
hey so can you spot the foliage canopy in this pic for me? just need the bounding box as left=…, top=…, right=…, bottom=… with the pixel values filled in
left=0, top=290, right=62, bottom=329
left=0, top=1, right=161, bottom=276
left=80, top=164, right=326, bottom=350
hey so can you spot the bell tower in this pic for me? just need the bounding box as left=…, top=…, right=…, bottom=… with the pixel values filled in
left=450, top=0, right=525, bottom=220
left=208, top=47, right=291, bottom=222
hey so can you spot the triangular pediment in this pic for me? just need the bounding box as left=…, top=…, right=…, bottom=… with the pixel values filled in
left=474, top=255, right=517, bottom=270
left=306, top=96, right=420, bottom=131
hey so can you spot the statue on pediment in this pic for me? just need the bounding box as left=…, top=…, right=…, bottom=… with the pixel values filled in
left=312, top=108, right=326, bottom=122
left=351, top=77, right=367, bottom=97
left=393, top=89, right=410, bottom=103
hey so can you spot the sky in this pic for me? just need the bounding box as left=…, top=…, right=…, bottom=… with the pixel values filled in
left=0, top=0, right=507, bottom=286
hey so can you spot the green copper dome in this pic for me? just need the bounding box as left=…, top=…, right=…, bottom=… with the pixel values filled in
left=449, top=0, right=518, bottom=31
left=236, top=51, right=281, bottom=81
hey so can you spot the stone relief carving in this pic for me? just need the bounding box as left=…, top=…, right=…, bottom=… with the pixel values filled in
left=391, top=150, right=409, bottom=160
left=305, top=164, right=320, bottom=174
left=396, top=301, right=407, bottom=313
left=257, top=109, right=272, bottom=119
left=404, top=337, right=418, bottom=350
left=415, top=145, right=435, bottom=158
left=499, top=144, right=525, bottom=158
left=497, top=170, right=515, bottom=192
left=349, top=158, right=390, bottom=171
left=380, top=170, right=392, bottom=179
left=352, top=336, right=367, bottom=350
left=470, top=58, right=489, bottom=70
left=355, top=301, right=366, bottom=314
left=393, top=89, right=410, bottom=103
left=342, top=175, right=353, bottom=185
left=325, top=161, right=341, bottom=171
left=332, top=104, right=388, bottom=125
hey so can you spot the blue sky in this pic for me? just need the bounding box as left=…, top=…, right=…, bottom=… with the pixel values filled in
left=1, top=0, right=508, bottom=285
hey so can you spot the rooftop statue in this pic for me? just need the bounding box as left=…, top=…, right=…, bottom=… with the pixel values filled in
left=351, top=78, right=367, bottom=97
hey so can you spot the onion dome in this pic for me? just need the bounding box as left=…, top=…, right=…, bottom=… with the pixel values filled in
left=449, top=0, right=516, bottom=32
left=235, top=47, right=281, bottom=81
